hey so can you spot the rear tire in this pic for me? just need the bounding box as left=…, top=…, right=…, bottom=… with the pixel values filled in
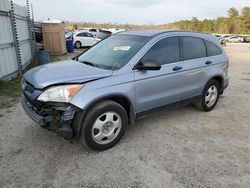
left=81, top=100, right=128, bottom=151
left=75, top=41, right=81, bottom=49
left=195, top=79, right=220, bottom=112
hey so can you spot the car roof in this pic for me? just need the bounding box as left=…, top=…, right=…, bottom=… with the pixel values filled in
left=116, top=29, right=212, bottom=38
left=116, top=30, right=170, bottom=37
left=116, top=30, right=222, bottom=46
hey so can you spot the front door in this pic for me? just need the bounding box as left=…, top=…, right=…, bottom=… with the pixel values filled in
left=134, top=37, right=184, bottom=113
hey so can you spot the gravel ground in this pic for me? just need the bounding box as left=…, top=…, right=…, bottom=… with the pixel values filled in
left=0, top=43, right=250, bottom=188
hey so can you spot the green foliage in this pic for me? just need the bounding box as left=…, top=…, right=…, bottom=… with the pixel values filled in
left=228, top=7, right=239, bottom=18
left=0, top=77, right=21, bottom=109
left=170, top=7, right=250, bottom=34
left=240, top=7, right=250, bottom=34
left=0, top=62, right=36, bottom=109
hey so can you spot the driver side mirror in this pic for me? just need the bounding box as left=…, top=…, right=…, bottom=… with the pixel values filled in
left=136, top=60, right=161, bottom=71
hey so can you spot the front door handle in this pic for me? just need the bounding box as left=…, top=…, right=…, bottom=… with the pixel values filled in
left=172, top=66, right=183, bottom=71
left=205, top=61, right=213, bottom=65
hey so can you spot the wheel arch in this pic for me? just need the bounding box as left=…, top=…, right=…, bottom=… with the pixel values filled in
left=85, top=94, right=135, bottom=125
left=72, top=94, right=135, bottom=140
left=207, top=75, right=224, bottom=94
left=74, top=40, right=82, bottom=47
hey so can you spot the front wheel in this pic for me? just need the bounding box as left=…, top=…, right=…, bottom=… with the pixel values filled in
left=194, top=79, right=220, bottom=112
left=81, top=100, right=128, bottom=151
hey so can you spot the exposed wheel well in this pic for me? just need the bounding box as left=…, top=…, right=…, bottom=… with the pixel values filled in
left=210, top=76, right=223, bottom=93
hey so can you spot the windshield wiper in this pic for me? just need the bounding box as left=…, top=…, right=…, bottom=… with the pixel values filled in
left=80, top=61, right=99, bottom=68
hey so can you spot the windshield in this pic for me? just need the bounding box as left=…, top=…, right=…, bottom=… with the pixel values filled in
left=78, top=35, right=149, bottom=70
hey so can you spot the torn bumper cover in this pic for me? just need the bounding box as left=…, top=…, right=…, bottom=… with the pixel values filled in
left=21, top=96, right=82, bottom=139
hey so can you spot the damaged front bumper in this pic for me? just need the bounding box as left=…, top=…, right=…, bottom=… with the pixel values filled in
left=21, top=95, right=83, bottom=139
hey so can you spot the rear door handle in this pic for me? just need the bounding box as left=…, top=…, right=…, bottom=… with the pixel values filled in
left=172, top=66, right=183, bottom=71
left=205, top=61, right=213, bottom=65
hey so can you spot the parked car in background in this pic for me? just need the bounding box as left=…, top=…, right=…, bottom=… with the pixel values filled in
left=214, top=34, right=226, bottom=46
left=65, top=31, right=74, bottom=39
left=221, top=35, right=231, bottom=41
left=226, top=36, right=244, bottom=43
left=219, top=38, right=226, bottom=47
left=73, top=31, right=101, bottom=48
left=88, top=29, right=112, bottom=39
left=214, top=34, right=222, bottom=38
left=243, top=36, right=250, bottom=43
left=108, top=28, right=126, bottom=34
left=21, top=30, right=229, bottom=150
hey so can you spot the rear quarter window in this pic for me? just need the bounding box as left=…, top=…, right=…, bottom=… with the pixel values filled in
left=181, top=37, right=206, bottom=61
left=204, top=40, right=222, bottom=56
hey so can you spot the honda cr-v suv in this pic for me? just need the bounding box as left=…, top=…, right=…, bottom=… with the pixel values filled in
left=21, top=30, right=229, bottom=150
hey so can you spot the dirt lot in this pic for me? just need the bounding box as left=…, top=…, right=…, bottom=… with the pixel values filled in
left=0, top=43, right=250, bottom=188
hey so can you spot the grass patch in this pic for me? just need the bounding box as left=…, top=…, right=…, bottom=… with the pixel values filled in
left=0, top=77, right=21, bottom=109
left=0, top=77, right=21, bottom=95
left=0, top=62, right=36, bottom=109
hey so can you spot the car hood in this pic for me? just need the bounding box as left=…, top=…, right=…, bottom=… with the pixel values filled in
left=23, top=60, right=113, bottom=89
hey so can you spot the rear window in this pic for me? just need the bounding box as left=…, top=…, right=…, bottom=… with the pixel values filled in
left=181, top=37, right=206, bottom=61
left=204, top=40, right=222, bottom=56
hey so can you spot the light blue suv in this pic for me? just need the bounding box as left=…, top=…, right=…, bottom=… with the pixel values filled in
left=21, top=30, right=229, bottom=150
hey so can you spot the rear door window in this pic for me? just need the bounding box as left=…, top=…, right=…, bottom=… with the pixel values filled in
left=77, top=33, right=84, bottom=37
left=204, top=40, right=222, bottom=56
left=181, top=37, right=206, bottom=61
left=141, top=37, right=180, bottom=65
left=87, top=33, right=94, bottom=38
left=77, top=32, right=88, bottom=37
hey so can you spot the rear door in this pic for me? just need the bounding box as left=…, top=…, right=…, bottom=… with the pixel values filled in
left=134, top=37, right=184, bottom=113
left=86, top=33, right=97, bottom=46
left=180, top=36, right=209, bottom=99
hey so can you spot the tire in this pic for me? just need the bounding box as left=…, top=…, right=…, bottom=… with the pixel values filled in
left=194, top=79, right=220, bottom=112
left=81, top=100, right=128, bottom=151
left=74, top=41, right=81, bottom=49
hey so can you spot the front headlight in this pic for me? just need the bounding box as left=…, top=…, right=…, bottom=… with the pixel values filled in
left=37, top=84, right=83, bottom=102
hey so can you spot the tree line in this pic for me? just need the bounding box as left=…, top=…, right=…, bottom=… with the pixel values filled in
left=65, top=7, right=250, bottom=34
left=169, top=7, right=250, bottom=34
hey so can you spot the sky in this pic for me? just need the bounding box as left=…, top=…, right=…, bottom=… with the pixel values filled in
left=13, top=0, right=250, bottom=24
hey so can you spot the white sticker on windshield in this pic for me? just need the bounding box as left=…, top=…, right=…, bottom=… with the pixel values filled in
left=113, top=46, right=131, bottom=51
